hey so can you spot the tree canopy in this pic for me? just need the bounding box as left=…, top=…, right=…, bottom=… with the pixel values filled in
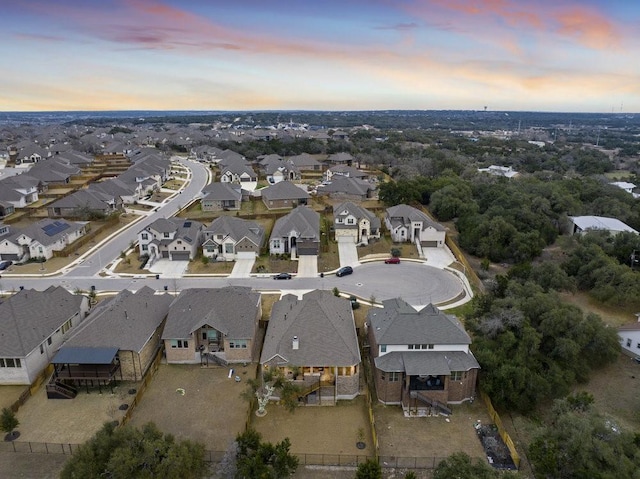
left=60, top=422, right=207, bottom=479
left=234, top=428, right=298, bottom=479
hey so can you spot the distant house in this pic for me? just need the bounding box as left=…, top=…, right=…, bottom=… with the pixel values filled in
left=201, top=182, right=242, bottom=211
left=220, top=163, right=257, bottom=185
left=327, top=152, right=354, bottom=166
left=27, top=157, right=81, bottom=185
left=202, top=216, right=264, bottom=261
left=385, top=204, right=446, bottom=247
left=48, top=189, right=122, bottom=218
left=324, top=165, right=367, bottom=182
left=287, top=153, right=322, bottom=172
left=138, top=217, right=204, bottom=262
left=0, top=174, right=41, bottom=208
left=333, top=202, right=380, bottom=244
left=261, top=290, right=361, bottom=405
left=477, top=165, right=519, bottom=178
left=269, top=205, right=320, bottom=256
left=317, top=176, right=375, bottom=201
left=0, top=218, right=87, bottom=262
left=569, top=216, right=638, bottom=236
left=611, top=182, right=640, bottom=198
left=56, top=287, right=173, bottom=385
left=0, top=201, right=15, bottom=219
left=163, top=287, right=262, bottom=364
left=618, top=316, right=640, bottom=358
left=367, top=299, right=479, bottom=415
left=0, top=286, right=89, bottom=385
left=261, top=181, right=310, bottom=210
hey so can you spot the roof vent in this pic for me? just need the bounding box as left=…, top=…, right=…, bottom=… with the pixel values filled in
left=292, top=336, right=299, bottom=350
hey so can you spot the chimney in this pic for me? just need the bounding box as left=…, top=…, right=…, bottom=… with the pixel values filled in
left=292, top=336, right=299, bottom=350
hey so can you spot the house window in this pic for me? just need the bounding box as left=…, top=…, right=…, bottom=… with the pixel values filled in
left=47, top=337, right=52, bottom=345
left=382, top=371, right=400, bottom=382
left=273, top=239, right=280, bottom=249
left=163, top=232, right=170, bottom=238
left=142, top=233, right=148, bottom=240
left=141, top=244, right=148, bottom=251
left=40, top=344, right=44, bottom=354
left=206, top=246, right=215, bottom=253
left=380, top=345, right=387, bottom=353
left=0, top=358, right=21, bottom=368
left=408, top=344, right=434, bottom=350
left=450, top=371, right=464, bottom=381
left=61, top=319, right=72, bottom=334
left=347, top=218, right=355, bottom=225
left=229, top=340, right=248, bottom=349
left=337, top=218, right=343, bottom=223
left=177, top=240, right=182, bottom=244
left=170, top=340, right=189, bottom=349
left=225, top=243, right=234, bottom=254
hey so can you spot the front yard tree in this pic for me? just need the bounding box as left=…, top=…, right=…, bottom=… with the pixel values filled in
left=354, top=459, right=382, bottom=479
left=433, top=452, right=502, bottom=479
left=60, top=421, right=207, bottom=479
left=243, top=368, right=301, bottom=415
left=235, top=428, right=298, bottom=479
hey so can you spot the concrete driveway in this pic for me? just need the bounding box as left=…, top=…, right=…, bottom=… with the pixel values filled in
left=229, top=257, right=256, bottom=278
left=337, top=237, right=360, bottom=267
left=148, top=259, right=189, bottom=278
left=297, top=255, right=318, bottom=278
left=422, top=246, right=456, bottom=269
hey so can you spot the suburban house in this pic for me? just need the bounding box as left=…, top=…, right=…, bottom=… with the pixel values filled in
left=569, top=216, right=639, bottom=236
left=89, top=177, right=141, bottom=205
left=317, top=176, right=375, bottom=201
left=0, top=174, right=41, bottom=208
left=0, top=286, right=89, bottom=385
left=200, top=182, right=242, bottom=211
left=260, top=290, right=361, bottom=405
left=333, top=202, right=381, bottom=245
left=477, top=165, right=519, bottom=178
left=27, top=157, right=81, bottom=185
left=162, top=287, right=262, bottom=365
left=324, top=165, right=367, bottom=182
left=51, top=286, right=173, bottom=396
left=385, top=204, right=446, bottom=247
left=287, top=153, right=322, bottom=171
left=0, top=218, right=87, bottom=262
left=220, top=163, right=258, bottom=185
left=261, top=181, right=310, bottom=210
left=138, top=217, right=204, bottom=262
left=327, top=152, right=354, bottom=166
left=202, top=216, right=265, bottom=261
left=618, top=315, right=640, bottom=358
left=269, top=205, right=320, bottom=256
left=610, top=181, right=638, bottom=197
left=191, top=145, right=224, bottom=162
left=47, top=189, right=122, bottom=218
left=367, top=299, right=479, bottom=416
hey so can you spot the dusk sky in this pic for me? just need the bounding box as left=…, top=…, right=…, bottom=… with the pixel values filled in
left=1, top=0, right=639, bottom=112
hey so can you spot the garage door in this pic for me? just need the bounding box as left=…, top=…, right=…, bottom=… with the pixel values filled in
left=171, top=252, right=191, bottom=261
left=236, top=251, right=256, bottom=260
left=422, top=241, right=438, bottom=248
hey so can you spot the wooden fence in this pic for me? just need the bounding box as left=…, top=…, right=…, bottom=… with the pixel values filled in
left=480, top=391, right=521, bottom=469
left=120, top=348, right=164, bottom=426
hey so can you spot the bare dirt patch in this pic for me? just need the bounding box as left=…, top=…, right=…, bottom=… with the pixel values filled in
left=252, top=396, right=372, bottom=458
left=127, top=363, right=255, bottom=452
left=559, top=291, right=637, bottom=328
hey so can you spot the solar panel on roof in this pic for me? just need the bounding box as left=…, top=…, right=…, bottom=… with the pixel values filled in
left=183, top=221, right=192, bottom=228
left=42, top=221, right=71, bottom=237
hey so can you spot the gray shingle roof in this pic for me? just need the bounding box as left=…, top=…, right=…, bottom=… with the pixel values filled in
left=203, top=216, right=264, bottom=247
left=0, top=286, right=85, bottom=356
left=369, top=300, right=471, bottom=346
left=271, top=206, right=319, bottom=240
left=143, top=217, right=203, bottom=244
left=262, top=181, right=310, bottom=201
left=386, top=204, right=445, bottom=232
left=162, top=287, right=260, bottom=340
left=260, top=290, right=360, bottom=367
left=201, top=182, right=242, bottom=201
left=374, top=350, right=479, bottom=374
left=320, top=177, right=371, bottom=196
left=333, top=202, right=381, bottom=230
left=64, top=287, right=173, bottom=353
left=7, top=218, right=85, bottom=247
left=49, top=189, right=114, bottom=211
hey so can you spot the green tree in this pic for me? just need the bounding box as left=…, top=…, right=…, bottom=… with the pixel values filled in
left=235, top=428, right=298, bottom=479
left=0, top=408, right=19, bottom=438
left=60, top=422, right=207, bottom=479
left=354, top=459, right=382, bottom=479
left=433, top=452, right=501, bottom=479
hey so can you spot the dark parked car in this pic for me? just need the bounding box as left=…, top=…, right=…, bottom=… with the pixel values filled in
left=0, top=260, right=11, bottom=271
left=336, top=266, right=353, bottom=277
left=273, top=272, right=292, bottom=280
left=384, top=257, right=400, bottom=264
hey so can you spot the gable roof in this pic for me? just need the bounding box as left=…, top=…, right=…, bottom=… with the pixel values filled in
left=368, top=299, right=471, bottom=346
left=262, top=181, right=310, bottom=201
left=260, top=290, right=360, bottom=366
left=143, top=217, right=203, bottom=244
left=64, top=287, right=173, bottom=353
left=386, top=204, right=445, bottom=232
left=7, top=218, right=85, bottom=247
left=0, top=286, right=85, bottom=356
left=271, top=205, right=319, bottom=240
left=204, top=216, right=264, bottom=247
left=320, top=176, right=372, bottom=196
left=333, top=202, right=381, bottom=230
left=570, top=216, right=638, bottom=235
left=162, top=287, right=260, bottom=340
left=201, top=182, right=242, bottom=201
left=49, top=189, right=114, bottom=211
